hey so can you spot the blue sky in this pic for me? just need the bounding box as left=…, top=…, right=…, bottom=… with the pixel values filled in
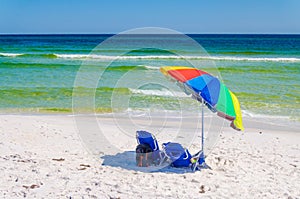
left=1, top=0, right=299, bottom=34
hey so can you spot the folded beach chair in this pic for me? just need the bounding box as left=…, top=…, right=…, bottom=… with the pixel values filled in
left=135, top=131, right=194, bottom=169
left=162, top=142, right=192, bottom=168
left=135, top=130, right=162, bottom=167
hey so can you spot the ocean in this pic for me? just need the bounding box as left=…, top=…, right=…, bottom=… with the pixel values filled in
left=0, top=34, right=299, bottom=121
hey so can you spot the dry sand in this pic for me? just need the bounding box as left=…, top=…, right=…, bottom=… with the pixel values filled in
left=0, top=114, right=299, bottom=198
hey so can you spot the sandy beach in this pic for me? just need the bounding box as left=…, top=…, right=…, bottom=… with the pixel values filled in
left=1, top=0, right=300, bottom=198
left=0, top=114, right=299, bottom=198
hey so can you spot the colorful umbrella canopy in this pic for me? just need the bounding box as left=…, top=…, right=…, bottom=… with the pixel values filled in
left=160, top=66, right=244, bottom=131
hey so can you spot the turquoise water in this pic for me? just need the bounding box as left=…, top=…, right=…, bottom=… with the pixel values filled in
left=0, top=34, right=299, bottom=121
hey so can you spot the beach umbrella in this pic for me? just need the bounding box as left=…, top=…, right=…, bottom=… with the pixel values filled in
left=160, top=66, right=244, bottom=170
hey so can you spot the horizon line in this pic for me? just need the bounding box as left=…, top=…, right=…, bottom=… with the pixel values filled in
left=0, top=31, right=300, bottom=35
left=1, top=32, right=300, bottom=35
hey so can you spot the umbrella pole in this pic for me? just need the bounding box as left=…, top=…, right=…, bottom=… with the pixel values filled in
left=192, top=99, right=206, bottom=172
left=199, top=99, right=205, bottom=165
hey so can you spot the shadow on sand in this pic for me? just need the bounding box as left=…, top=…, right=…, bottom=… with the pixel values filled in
left=101, top=151, right=193, bottom=173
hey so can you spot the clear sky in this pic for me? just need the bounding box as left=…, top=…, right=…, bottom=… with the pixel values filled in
left=1, top=0, right=299, bottom=34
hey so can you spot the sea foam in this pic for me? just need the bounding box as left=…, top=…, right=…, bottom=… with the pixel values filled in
left=1, top=52, right=299, bottom=62
left=0, top=52, right=23, bottom=57
left=54, top=53, right=300, bottom=62
left=129, top=88, right=188, bottom=97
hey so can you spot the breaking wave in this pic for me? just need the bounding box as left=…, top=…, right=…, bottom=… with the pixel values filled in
left=53, top=54, right=300, bottom=62
left=129, top=88, right=188, bottom=97
left=1, top=52, right=300, bottom=62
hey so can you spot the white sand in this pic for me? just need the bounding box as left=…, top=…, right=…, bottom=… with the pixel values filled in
left=0, top=114, right=299, bottom=198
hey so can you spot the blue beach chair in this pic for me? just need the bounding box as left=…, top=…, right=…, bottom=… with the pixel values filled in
left=162, top=142, right=192, bottom=167
left=136, top=130, right=162, bottom=167
left=135, top=130, right=200, bottom=170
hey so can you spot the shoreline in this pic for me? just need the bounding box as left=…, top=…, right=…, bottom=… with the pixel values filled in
left=1, top=111, right=299, bottom=131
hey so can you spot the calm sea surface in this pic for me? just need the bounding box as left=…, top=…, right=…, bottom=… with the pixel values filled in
left=0, top=34, right=299, bottom=121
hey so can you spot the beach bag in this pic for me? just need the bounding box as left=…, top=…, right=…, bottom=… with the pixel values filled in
left=135, top=131, right=161, bottom=166
left=135, top=143, right=153, bottom=167
left=163, top=142, right=192, bottom=167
